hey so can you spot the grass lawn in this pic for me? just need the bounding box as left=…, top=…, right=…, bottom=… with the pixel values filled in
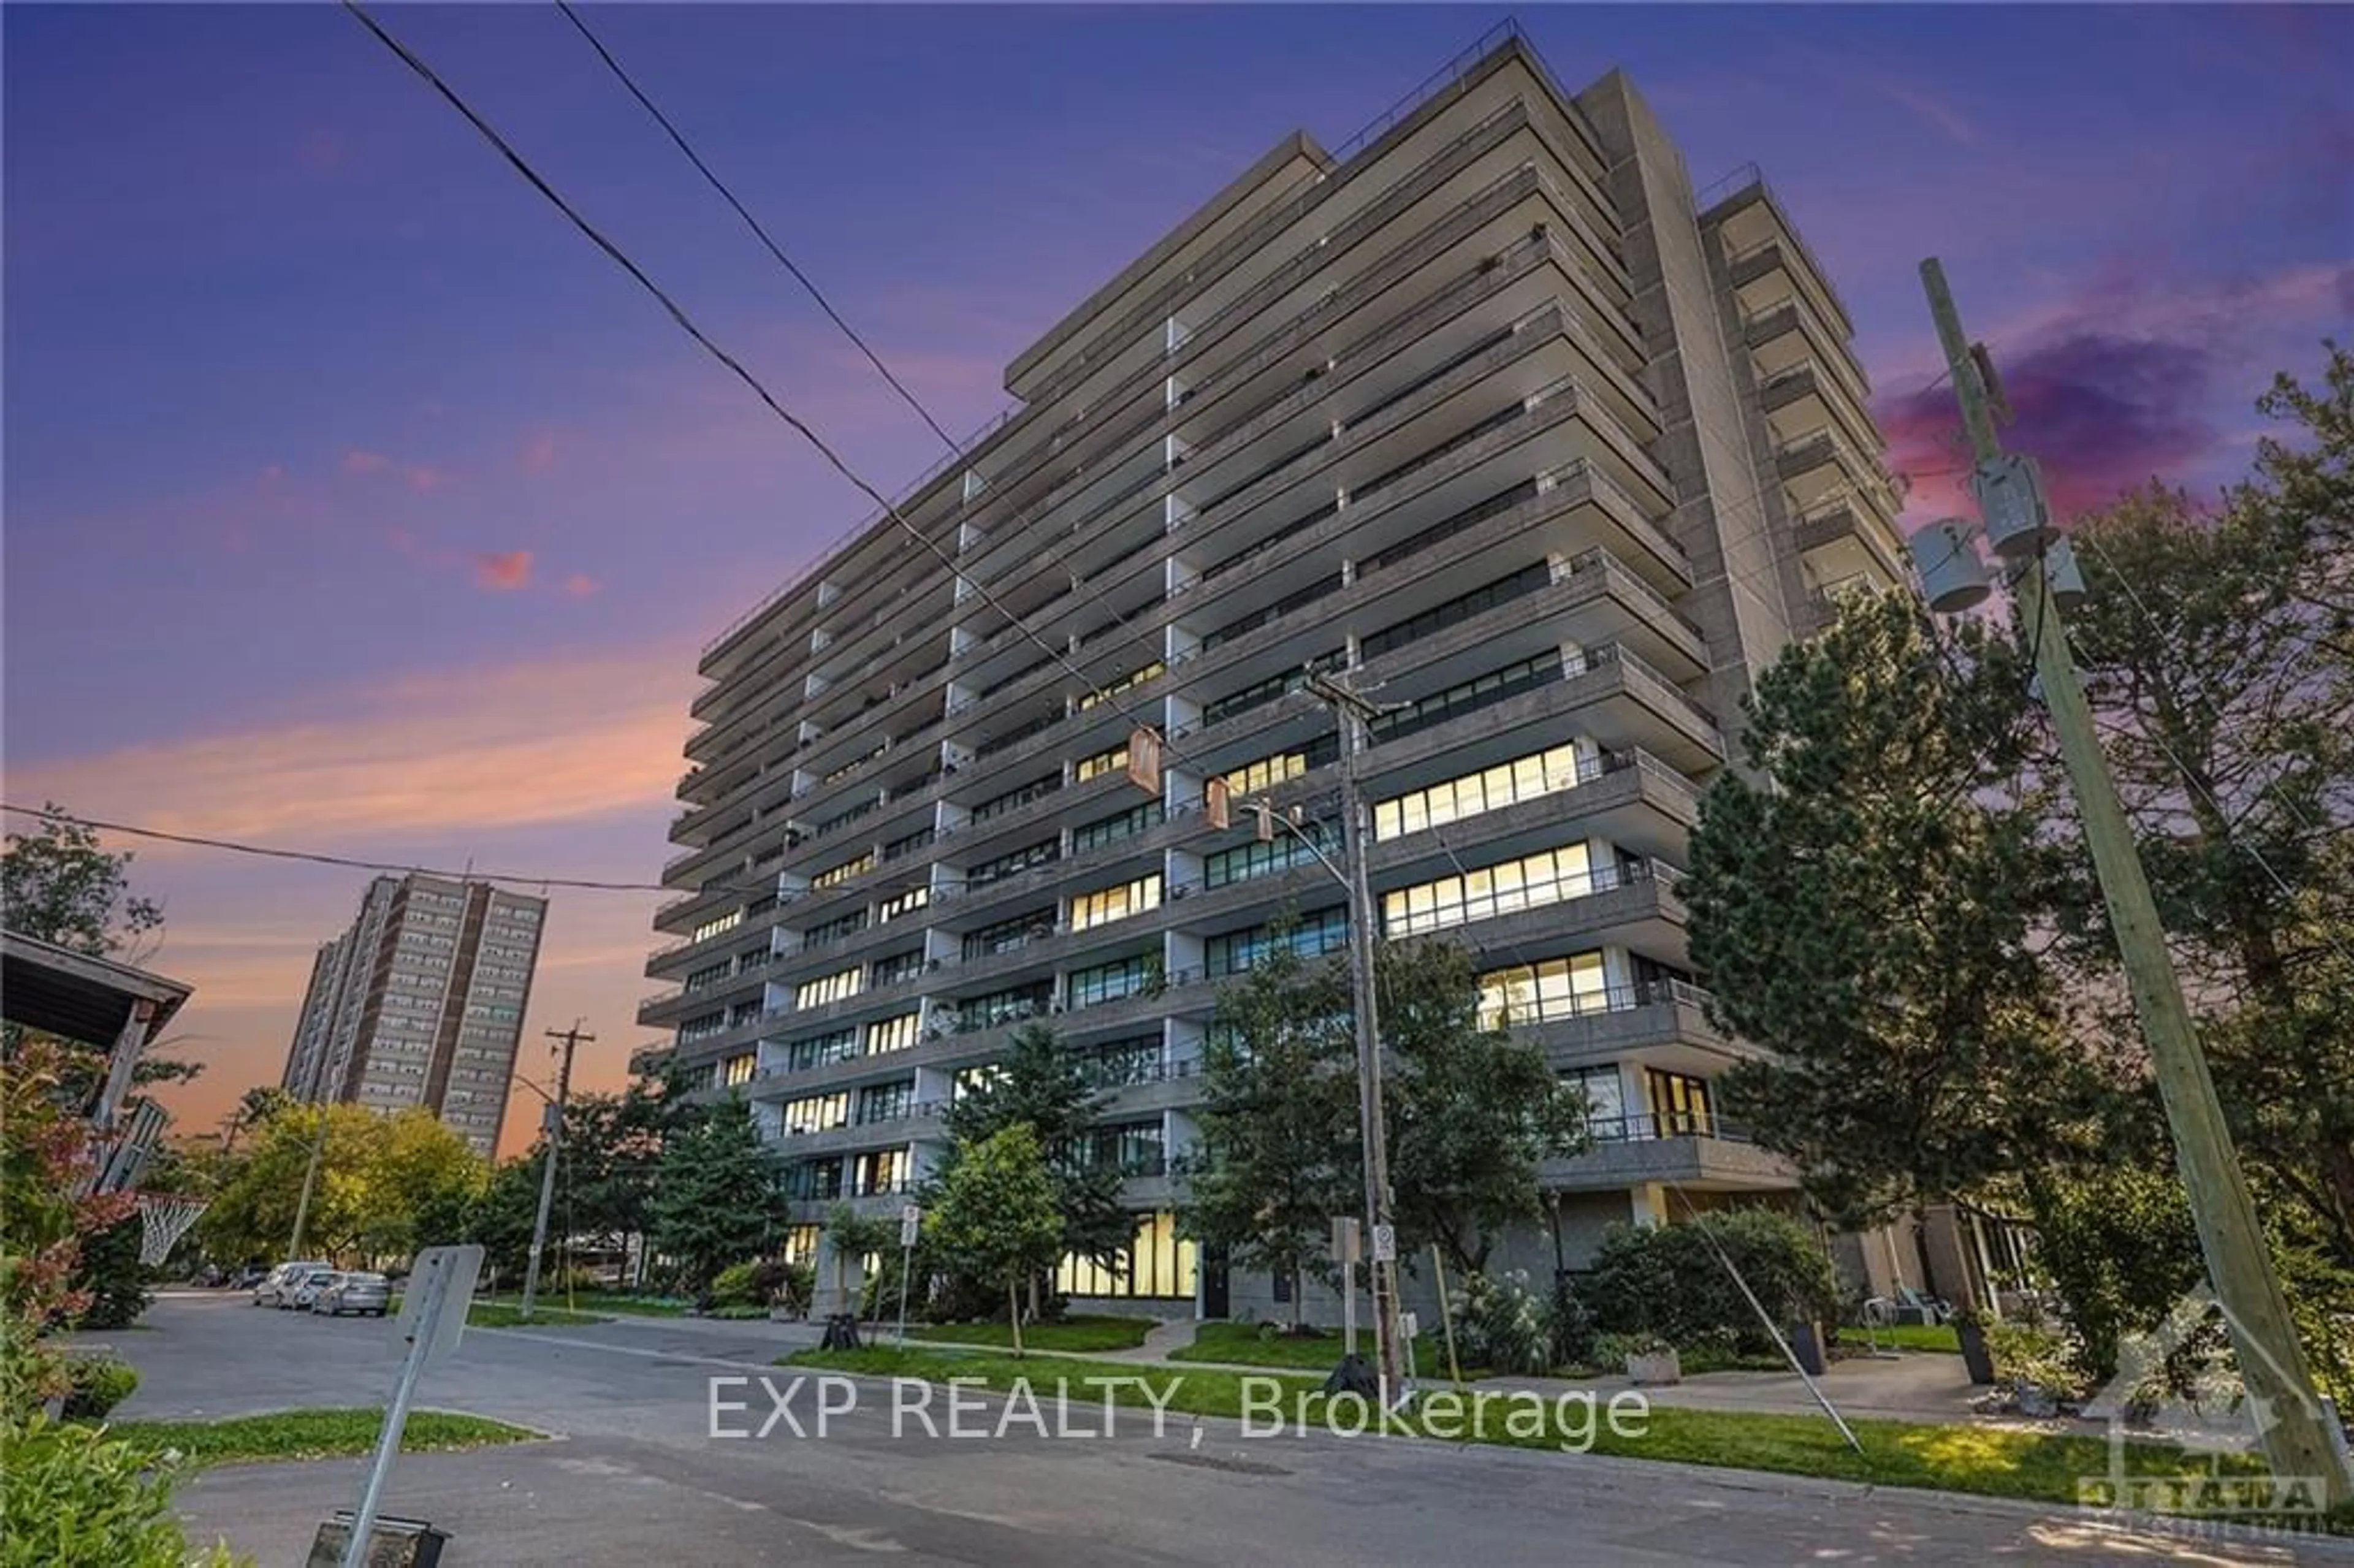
left=107, top=1409, right=536, bottom=1467
left=1170, top=1322, right=1465, bottom=1375
left=787, top=1344, right=2310, bottom=1522
left=385, top=1296, right=610, bottom=1328
left=1854, top=1322, right=1962, bottom=1354
left=474, top=1290, right=689, bottom=1318
left=907, top=1314, right=1154, bottom=1353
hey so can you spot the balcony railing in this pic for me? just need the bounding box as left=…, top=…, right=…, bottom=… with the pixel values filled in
left=1481, top=975, right=1714, bottom=1030
left=1585, top=1112, right=1752, bottom=1144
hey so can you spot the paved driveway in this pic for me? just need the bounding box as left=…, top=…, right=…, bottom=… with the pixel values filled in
left=100, top=1295, right=2353, bottom=1567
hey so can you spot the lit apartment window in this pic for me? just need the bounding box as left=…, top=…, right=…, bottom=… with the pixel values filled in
left=786, top=1029, right=857, bottom=1071
left=1382, top=842, right=1607, bottom=937
left=1216, top=734, right=1338, bottom=799
left=878, top=885, right=931, bottom=924
left=1076, top=661, right=1164, bottom=712
left=1070, top=874, right=1161, bottom=932
left=1373, top=744, right=1590, bottom=841
left=852, top=1147, right=907, bottom=1196
left=1646, top=1069, right=1714, bottom=1136
left=864, top=1011, right=921, bottom=1056
left=781, top=1224, right=823, bottom=1263
left=1056, top=1212, right=1197, bottom=1301
left=1477, top=951, right=1610, bottom=1030
left=794, top=965, right=864, bottom=1009
left=783, top=1092, right=849, bottom=1135
left=1074, top=742, right=1129, bottom=782
left=693, top=910, right=745, bottom=943
left=1205, top=908, right=1348, bottom=976
left=724, top=1054, right=756, bottom=1087
left=812, top=851, right=877, bottom=891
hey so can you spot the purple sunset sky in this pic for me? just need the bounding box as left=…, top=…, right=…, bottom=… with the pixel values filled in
left=6, top=4, right=2348, bottom=1153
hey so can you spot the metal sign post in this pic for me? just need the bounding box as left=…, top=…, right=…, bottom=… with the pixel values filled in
left=340, top=1244, right=482, bottom=1568
left=895, top=1205, right=921, bottom=1347
left=1331, top=1218, right=1361, bottom=1357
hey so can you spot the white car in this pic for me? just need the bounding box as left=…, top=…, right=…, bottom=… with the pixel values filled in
left=280, top=1266, right=338, bottom=1311
left=253, top=1261, right=330, bottom=1307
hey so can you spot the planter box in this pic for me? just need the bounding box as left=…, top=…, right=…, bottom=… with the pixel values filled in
left=1625, top=1349, right=1682, bottom=1386
left=308, top=1513, right=448, bottom=1568
left=1956, top=1319, right=1997, bottom=1385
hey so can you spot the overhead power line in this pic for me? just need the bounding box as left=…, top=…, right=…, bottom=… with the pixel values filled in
left=2, top=802, right=673, bottom=894
left=340, top=1, right=1186, bottom=775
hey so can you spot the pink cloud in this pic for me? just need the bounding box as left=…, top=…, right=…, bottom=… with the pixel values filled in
left=519, top=430, right=558, bottom=474
left=341, top=449, right=392, bottom=475
left=473, top=551, right=535, bottom=592
left=260, top=463, right=286, bottom=485
left=561, top=573, right=601, bottom=599
left=405, top=465, right=449, bottom=493
left=1864, top=75, right=1980, bottom=147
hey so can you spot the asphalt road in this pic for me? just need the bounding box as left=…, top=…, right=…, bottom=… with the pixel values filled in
left=94, top=1295, right=2353, bottom=1567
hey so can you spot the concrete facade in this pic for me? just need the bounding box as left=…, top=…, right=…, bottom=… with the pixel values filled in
left=280, top=873, right=547, bottom=1156
left=639, top=34, right=1907, bottom=1319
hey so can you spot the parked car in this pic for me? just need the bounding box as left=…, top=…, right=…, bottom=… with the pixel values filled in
left=313, top=1272, right=392, bottom=1317
left=280, top=1266, right=339, bottom=1311
left=253, top=1261, right=330, bottom=1307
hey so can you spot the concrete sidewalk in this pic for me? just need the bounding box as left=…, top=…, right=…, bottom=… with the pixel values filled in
left=892, top=1323, right=2079, bottom=1435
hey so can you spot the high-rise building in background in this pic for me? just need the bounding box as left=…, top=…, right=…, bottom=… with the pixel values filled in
left=638, top=30, right=1911, bottom=1320
left=283, top=873, right=547, bottom=1155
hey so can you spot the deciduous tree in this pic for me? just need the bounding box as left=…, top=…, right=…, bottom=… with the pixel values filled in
left=925, top=1125, right=1064, bottom=1356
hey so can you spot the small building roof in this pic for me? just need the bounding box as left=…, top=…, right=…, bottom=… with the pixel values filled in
left=1, top=928, right=192, bottom=1047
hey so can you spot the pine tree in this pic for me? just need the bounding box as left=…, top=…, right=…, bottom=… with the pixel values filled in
left=649, top=1094, right=787, bottom=1297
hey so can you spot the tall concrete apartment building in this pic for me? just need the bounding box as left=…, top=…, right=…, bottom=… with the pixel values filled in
left=283, top=873, right=547, bottom=1156
left=638, top=31, right=1908, bottom=1318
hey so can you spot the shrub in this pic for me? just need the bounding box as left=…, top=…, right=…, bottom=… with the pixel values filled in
left=1544, top=1274, right=1598, bottom=1368
left=1449, top=1269, right=1550, bottom=1376
left=1987, top=1321, right=2083, bottom=1401
left=67, top=1218, right=150, bottom=1332
left=2027, top=1170, right=2204, bottom=1385
left=58, top=1358, right=139, bottom=1423
left=1584, top=1209, right=1842, bottom=1353
left=0, top=1414, right=243, bottom=1567
left=710, top=1260, right=765, bottom=1309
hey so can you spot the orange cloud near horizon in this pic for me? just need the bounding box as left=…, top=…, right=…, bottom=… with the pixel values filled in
left=13, top=639, right=708, bottom=1157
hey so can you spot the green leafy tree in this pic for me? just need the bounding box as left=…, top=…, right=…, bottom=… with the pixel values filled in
left=2, top=1040, right=137, bottom=1417
left=1382, top=938, right=1588, bottom=1275
left=197, top=1104, right=482, bottom=1266
left=922, top=1022, right=1133, bottom=1319
left=1, top=807, right=200, bottom=1097
left=1181, top=939, right=1358, bottom=1326
left=2055, top=382, right=2354, bottom=1268
left=1682, top=592, right=2092, bottom=1227
left=649, top=1094, right=787, bottom=1297
left=1, top=805, right=162, bottom=959
left=926, top=1124, right=1065, bottom=1356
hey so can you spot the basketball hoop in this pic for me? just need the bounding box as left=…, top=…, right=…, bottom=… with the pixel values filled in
left=136, top=1194, right=210, bottom=1268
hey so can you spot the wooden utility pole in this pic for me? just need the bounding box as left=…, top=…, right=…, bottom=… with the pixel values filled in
left=1304, top=668, right=1409, bottom=1411
left=1922, top=259, right=2347, bottom=1509
left=520, top=1021, right=592, bottom=1320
